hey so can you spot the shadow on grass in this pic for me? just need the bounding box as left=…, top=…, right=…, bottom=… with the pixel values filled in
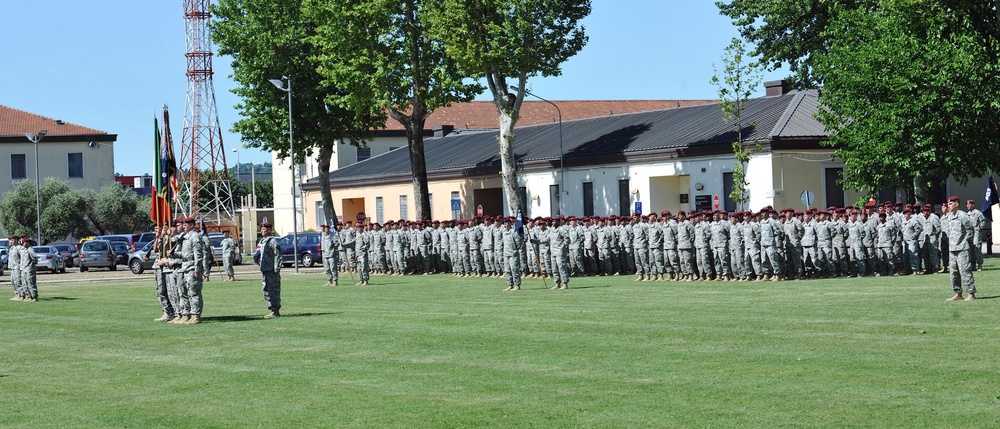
left=202, top=312, right=337, bottom=323
left=41, top=296, right=78, bottom=301
left=973, top=295, right=1000, bottom=300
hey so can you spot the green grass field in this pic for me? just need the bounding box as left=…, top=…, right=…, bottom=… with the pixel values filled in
left=2, top=263, right=999, bottom=428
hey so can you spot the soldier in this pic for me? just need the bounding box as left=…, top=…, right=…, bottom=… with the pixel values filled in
left=596, top=217, right=614, bottom=276
left=454, top=221, right=470, bottom=277
left=344, top=223, right=371, bottom=285
left=468, top=217, right=484, bottom=276
left=184, top=218, right=208, bottom=324
left=431, top=220, right=445, bottom=273
left=902, top=209, right=923, bottom=275
left=648, top=213, right=665, bottom=281
left=632, top=215, right=650, bottom=281
left=568, top=217, right=586, bottom=277
left=663, top=211, right=680, bottom=281
left=966, top=199, right=986, bottom=271
left=162, top=224, right=188, bottom=324
left=815, top=211, right=836, bottom=278
left=783, top=209, right=805, bottom=279
left=729, top=212, right=746, bottom=281
left=831, top=209, right=849, bottom=276
left=380, top=222, right=392, bottom=274
left=693, top=212, right=713, bottom=280
left=7, top=235, right=24, bottom=301
left=583, top=217, right=599, bottom=275
left=548, top=218, right=570, bottom=289
left=846, top=210, right=867, bottom=277
left=320, top=223, right=341, bottom=286
left=619, top=216, right=636, bottom=275
left=8, top=235, right=22, bottom=301
left=221, top=230, right=237, bottom=282
left=342, top=220, right=357, bottom=273
left=676, top=211, right=696, bottom=281
left=607, top=215, right=622, bottom=275
left=875, top=212, right=896, bottom=277
left=500, top=218, right=524, bottom=291
left=944, top=196, right=976, bottom=300
left=20, top=236, right=37, bottom=302
left=920, top=204, right=941, bottom=274
left=743, top=212, right=763, bottom=281
left=710, top=211, right=731, bottom=281
left=152, top=226, right=175, bottom=321
left=258, top=221, right=283, bottom=317
left=760, top=208, right=784, bottom=281
left=200, top=224, right=212, bottom=282
left=864, top=207, right=879, bottom=276
left=392, top=221, right=409, bottom=275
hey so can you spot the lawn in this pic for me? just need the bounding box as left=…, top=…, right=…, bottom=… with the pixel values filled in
left=2, top=263, right=999, bottom=428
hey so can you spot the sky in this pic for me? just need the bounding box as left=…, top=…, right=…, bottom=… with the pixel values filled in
left=1, top=0, right=788, bottom=177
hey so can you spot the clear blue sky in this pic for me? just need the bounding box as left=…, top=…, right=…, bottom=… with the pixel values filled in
left=1, top=0, right=787, bottom=177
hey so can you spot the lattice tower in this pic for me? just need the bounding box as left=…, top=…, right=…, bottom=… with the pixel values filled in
left=178, top=0, right=234, bottom=225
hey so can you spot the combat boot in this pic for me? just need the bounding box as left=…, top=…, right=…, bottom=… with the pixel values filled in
left=264, top=309, right=281, bottom=318
left=154, top=312, right=172, bottom=322
left=333, top=280, right=339, bottom=286
left=10, top=296, right=22, bottom=301
left=184, top=314, right=202, bottom=325
left=324, top=280, right=333, bottom=286
left=558, top=283, right=568, bottom=290
left=964, top=293, right=976, bottom=301
left=946, top=293, right=964, bottom=301
left=502, top=285, right=513, bottom=291
left=550, top=283, right=560, bottom=290
left=511, top=285, right=521, bottom=291
left=169, top=315, right=188, bottom=324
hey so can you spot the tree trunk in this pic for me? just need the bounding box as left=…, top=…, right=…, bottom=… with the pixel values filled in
left=401, top=117, right=431, bottom=221
left=498, top=110, right=520, bottom=216
left=317, top=142, right=339, bottom=225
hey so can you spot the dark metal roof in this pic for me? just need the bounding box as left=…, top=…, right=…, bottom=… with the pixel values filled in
left=305, top=90, right=825, bottom=188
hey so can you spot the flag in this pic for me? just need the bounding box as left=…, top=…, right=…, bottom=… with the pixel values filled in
left=515, top=204, right=524, bottom=239
left=149, top=116, right=171, bottom=223
left=982, top=174, right=999, bottom=221
left=162, top=106, right=180, bottom=201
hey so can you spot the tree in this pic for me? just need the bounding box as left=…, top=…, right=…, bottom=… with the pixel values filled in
left=710, top=37, right=763, bottom=210
left=308, top=0, right=483, bottom=220
left=86, top=183, right=141, bottom=236
left=212, top=0, right=380, bottom=226
left=0, top=178, right=92, bottom=243
left=424, top=0, right=591, bottom=216
left=812, top=0, right=1000, bottom=198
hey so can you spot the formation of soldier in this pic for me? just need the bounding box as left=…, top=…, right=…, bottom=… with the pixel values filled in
left=154, top=217, right=209, bottom=324
left=327, top=199, right=985, bottom=299
left=8, top=235, right=38, bottom=302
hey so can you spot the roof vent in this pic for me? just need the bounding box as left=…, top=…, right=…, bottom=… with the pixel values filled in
left=55, top=119, right=64, bottom=125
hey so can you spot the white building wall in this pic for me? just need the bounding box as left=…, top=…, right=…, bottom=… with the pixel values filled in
left=746, top=152, right=776, bottom=210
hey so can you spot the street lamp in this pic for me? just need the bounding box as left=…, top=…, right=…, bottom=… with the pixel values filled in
left=270, top=77, right=298, bottom=273
left=510, top=86, right=563, bottom=216
left=24, top=130, right=47, bottom=243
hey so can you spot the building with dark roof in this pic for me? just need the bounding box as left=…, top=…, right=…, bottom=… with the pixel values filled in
left=0, top=105, right=118, bottom=197
left=296, top=82, right=985, bottom=226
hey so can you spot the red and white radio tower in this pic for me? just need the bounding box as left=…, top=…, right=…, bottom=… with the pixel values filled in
left=179, top=0, right=234, bottom=225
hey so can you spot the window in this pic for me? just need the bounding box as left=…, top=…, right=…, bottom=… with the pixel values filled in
left=11, top=154, right=25, bottom=180
left=450, top=191, right=460, bottom=220
left=399, top=195, right=408, bottom=220
left=583, top=182, right=595, bottom=216
left=518, top=186, right=528, bottom=216
left=315, top=201, right=325, bottom=227
left=824, top=167, right=846, bottom=208
left=376, top=196, right=384, bottom=224
left=356, top=147, right=372, bottom=162
left=723, top=172, right=737, bottom=212
left=68, top=153, right=84, bottom=178
left=618, top=179, right=631, bottom=216
left=550, top=185, right=560, bottom=216
left=428, top=193, right=433, bottom=220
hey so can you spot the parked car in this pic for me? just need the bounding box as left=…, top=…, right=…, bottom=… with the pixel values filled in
left=0, top=248, right=6, bottom=273
left=128, top=241, right=159, bottom=275
left=0, top=238, right=9, bottom=251
left=95, top=234, right=141, bottom=252
left=135, top=231, right=157, bottom=250
left=253, top=232, right=322, bottom=267
left=49, top=243, right=80, bottom=267
left=79, top=239, right=117, bottom=272
left=32, top=246, right=67, bottom=273
left=209, top=235, right=243, bottom=266
left=111, top=241, right=131, bottom=265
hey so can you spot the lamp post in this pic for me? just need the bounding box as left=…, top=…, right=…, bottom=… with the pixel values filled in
left=24, top=130, right=47, bottom=243
left=511, top=86, right=563, bottom=216
left=270, top=77, right=298, bottom=273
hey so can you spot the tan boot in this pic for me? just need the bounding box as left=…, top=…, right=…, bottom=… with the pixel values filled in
left=333, top=280, right=339, bottom=287
left=550, top=283, right=560, bottom=290
left=946, top=293, right=964, bottom=301
left=169, top=315, right=188, bottom=324
left=264, top=309, right=281, bottom=318
left=154, top=312, right=171, bottom=322
left=964, top=293, right=976, bottom=301
left=502, top=285, right=513, bottom=291
left=511, top=285, right=521, bottom=291
left=10, top=296, right=22, bottom=301
left=184, top=314, right=202, bottom=325
left=558, top=283, right=568, bottom=290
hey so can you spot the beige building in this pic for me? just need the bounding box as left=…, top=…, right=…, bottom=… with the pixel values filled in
left=270, top=99, right=714, bottom=234
left=0, top=105, right=117, bottom=196
left=299, top=82, right=994, bottom=229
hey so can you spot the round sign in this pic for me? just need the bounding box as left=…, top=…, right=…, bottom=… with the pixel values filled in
left=713, top=195, right=720, bottom=210
left=476, top=205, right=484, bottom=217
left=356, top=212, right=366, bottom=221
left=800, top=190, right=815, bottom=208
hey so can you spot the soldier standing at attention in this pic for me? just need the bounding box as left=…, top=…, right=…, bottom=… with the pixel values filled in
left=162, top=224, right=189, bottom=324
left=920, top=204, right=941, bottom=274
left=902, top=209, right=923, bottom=275
left=548, top=218, right=571, bottom=289
left=944, top=196, right=977, bottom=300
left=221, top=230, right=237, bottom=282
left=343, top=223, right=371, bottom=285
left=500, top=217, right=523, bottom=291
left=182, top=218, right=207, bottom=324
left=258, top=222, right=283, bottom=317
left=20, top=236, right=38, bottom=302
left=8, top=236, right=22, bottom=301
left=320, top=223, right=341, bottom=286
left=965, top=199, right=986, bottom=271
left=153, top=226, right=176, bottom=321
left=342, top=221, right=357, bottom=273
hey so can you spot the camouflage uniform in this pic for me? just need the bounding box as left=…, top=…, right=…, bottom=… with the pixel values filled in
left=258, top=232, right=283, bottom=312
left=943, top=207, right=976, bottom=297
left=20, top=243, right=37, bottom=300
left=321, top=229, right=341, bottom=284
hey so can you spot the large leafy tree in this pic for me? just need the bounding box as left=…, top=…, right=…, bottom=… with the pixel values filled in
left=212, top=0, right=380, bottom=226
left=719, top=0, right=1000, bottom=198
left=308, top=0, right=483, bottom=221
left=424, top=0, right=590, bottom=216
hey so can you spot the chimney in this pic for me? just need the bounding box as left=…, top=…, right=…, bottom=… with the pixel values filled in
left=433, top=124, right=454, bottom=138
left=764, top=80, right=790, bottom=96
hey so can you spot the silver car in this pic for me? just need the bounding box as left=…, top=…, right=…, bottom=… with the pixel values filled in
left=79, top=240, right=117, bottom=272
left=128, top=241, right=159, bottom=275
left=32, top=246, right=67, bottom=273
